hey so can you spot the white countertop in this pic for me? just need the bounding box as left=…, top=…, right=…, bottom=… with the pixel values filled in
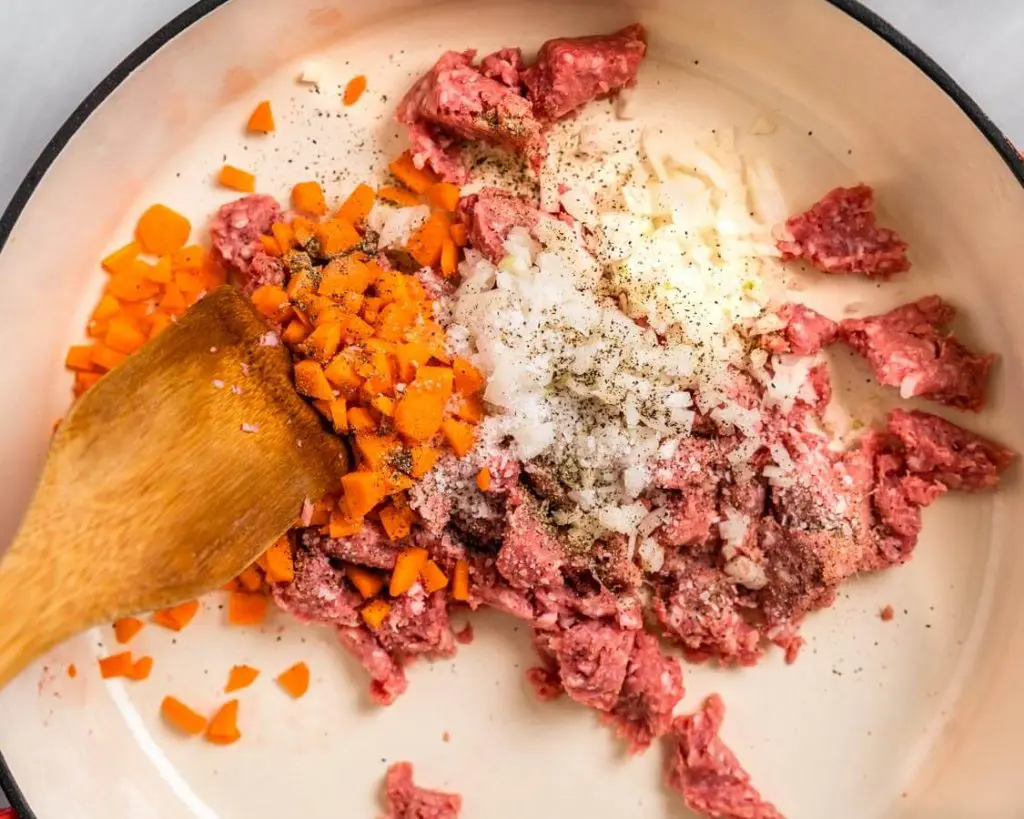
left=0, top=0, right=1018, bottom=810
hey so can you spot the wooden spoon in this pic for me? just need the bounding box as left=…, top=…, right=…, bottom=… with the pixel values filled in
left=0, top=287, right=348, bottom=688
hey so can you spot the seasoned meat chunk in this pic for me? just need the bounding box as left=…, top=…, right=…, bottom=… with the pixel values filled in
left=209, top=194, right=285, bottom=292
left=605, top=632, right=684, bottom=753
left=381, top=762, right=462, bottom=819
left=775, top=184, right=910, bottom=278
left=761, top=303, right=839, bottom=356
left=532, top=620, right=637, bottom=711
left=839, top=296, right=995, bottom=411
left=459, top=188, right=542, bottom=264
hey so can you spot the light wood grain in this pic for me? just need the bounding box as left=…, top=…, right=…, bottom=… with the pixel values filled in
left=0, top=287, right=347, bottom=688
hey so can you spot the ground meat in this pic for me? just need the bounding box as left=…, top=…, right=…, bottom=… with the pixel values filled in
left=272, top=543, right=361, bottom=626
left=523, top=25, right=647, bottom=122
left=337, top=626, right=408, bottom=705
left=839, top=296, right=995, bottom=411
left=761, top=303, right=838, bottom=356
left=467, top=553, right=536, bottom=621
left=380, top=762, right=462, bottom=819
left=885, top=409, right=1015, bottom=491
left=652, top=437, right=724, bottom=491
left=479, top=47, right=526, bottom=88
left=396, top=50, right=544, bottom=182
left=657, top=490, right=720, bottom=551
left=775, top=184, right=910, bottom=278
left=459, top=188, right=542, bottom=263
left=532, top=620, right=637, bottom=711
left=209, top=194, right=285, bottom=292
left=496, top=498, right=565, bottom=589
left=312, top=523, right=403, bottom=570
left=589, top=535, right=643, bottom=592
left=605, top=632, right=684, bottom=753
left=375, top=586, right=457, bottom=660
left=664, top=694, right=783, bottom=819
left=653, top=557, right=762, bottom=666
left=756, top=517, right=862, bottom=629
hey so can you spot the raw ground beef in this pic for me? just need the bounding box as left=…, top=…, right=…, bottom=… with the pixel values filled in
left=532, top=620, right=637, bottom=711
left=374, top=586, right=457, bottom=661
left=604, top=632, right=685, bottom=753
left=272, top=543, right=361, bottom=626
left=522, top=24, right=648, bottom=122
left=761, top=303, right=838, bottom=356
left=396, top=50, right=544, bottom=182
left=209, top=194, right=285, bottom=292
left=381, top=762, right=462, bottom=819
left=310, top=523, right=403, bottom=570
left=653, top=557, right=762, bottom=667
left=459, top=188, right=542, bottom=264
left=665, top=695, right=783, bottom=819
left=497, top=497, right=565, bottom=589
left=775, top=184, right=910, bottom=278
left=479, top=47, right=526, bottom=88
left=337, top=625, right=409, bottom=706
left=839, top=295, right=995, bottom=411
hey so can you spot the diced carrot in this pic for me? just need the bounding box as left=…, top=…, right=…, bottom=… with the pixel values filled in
left=291, top=215, right=317, bottom=248
left=315, top=218, right=360, bottom=255
left=346, top=406, right=376, bottom=432
left=136, top=204, right=191, bottom=256
left=159, top=282, right=188, bottom=314
left=91, top=344, right=128, bottom=372
left=293, top=181, right=327, bottom=216
left=127, top=656, right=154, bottom=681
left=105, top=318, right=148, bottom=355
left=74, top=372, right=103, bottom=396
left=67, top=663, right=78, bottom=679
left=146, top=256, right=174, bottom=284
left=339, top=314, right=376, bottom=344
left=453, top=393, right=484, bottom=423
left=393, top=366, right=454, bottom=441
left=276, top=661, right=310, bottom=699
left=328, top=398, right=348, bottom=433
left=453, top=357, right=485, bottom=394
left=343, top=74, right=368, bottom=106
left=227, top=592, right=268, bottom=626
left=341, top=471, right=387, bottom=517
left=99, top=652, right=134, bottom=679
left=218, top=165, right=256, bottom=193
left=360, top=599, right=391, bottom=629
left=294, top=360, right=335, bottom=401
left=101, top=241, right=141, bottom=276
left=388, top=151, right=438, bottom=194
left=407, top=211, right=448, bottom=268
left=236, top=566, right=262, bottom=592
left=65, top=345, right=95, bottom=372
left=114, top=617, right=144, bottom=644
left=425, top=182, right=461, bottom=212
left=409, top=445, right=439, bottom=478
left=356, top=433, right=400, bottom=470
left=225, top=665, right=260, bottom=693
left=271, top=221, right=295, bottom=255
left=206, top=699, right=241, bottom=745
left=161, top=696, right=207, bottom=736
left=175, top=269, right=206, bottom=297
left=390, top=547, right=428, bottom=596
left=320, top=256, right=373, bottom=295
left=172, top=245, right=206, bottom=270
left=441, top=417, right=476, bottom=458
left=378, top=186, right=421, bottom=208
left=339, top=183, right=375, bottom=225
left=282, top=319, right=310, bottom=345
left=476, top=468, right=492, bottom=492
left=329, top=505, right=364, bottom=538
left=370, top=394, right=395, bottom=417
left=450, top=223, right=468, bottom=247
left=259, top=234, right=282, bottom=257
left=324, top=354, right=363, bottom=395
left=247, top=100, right=275, bottom=134
left=379, top=502, right=415, bottom=541
left=92, top=293, right=122, bottom=321
left=451, top=559, right=470, bottom=601
left=152, top=600, right=201, bottom=631
left=421, top=560, right=449, bottom=594
left=303, top=322, right=343, bottom=363
left=347, top=566, right=385, bottom=599
left=149, top=311, right=173, bottom=340
left=440, top=237, right=458, bottom=277
left=263, top=538, right=295, bottom=584
left=107, top=269, right=160, bottom=303
left=394, top=341, right=433, bottom=383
